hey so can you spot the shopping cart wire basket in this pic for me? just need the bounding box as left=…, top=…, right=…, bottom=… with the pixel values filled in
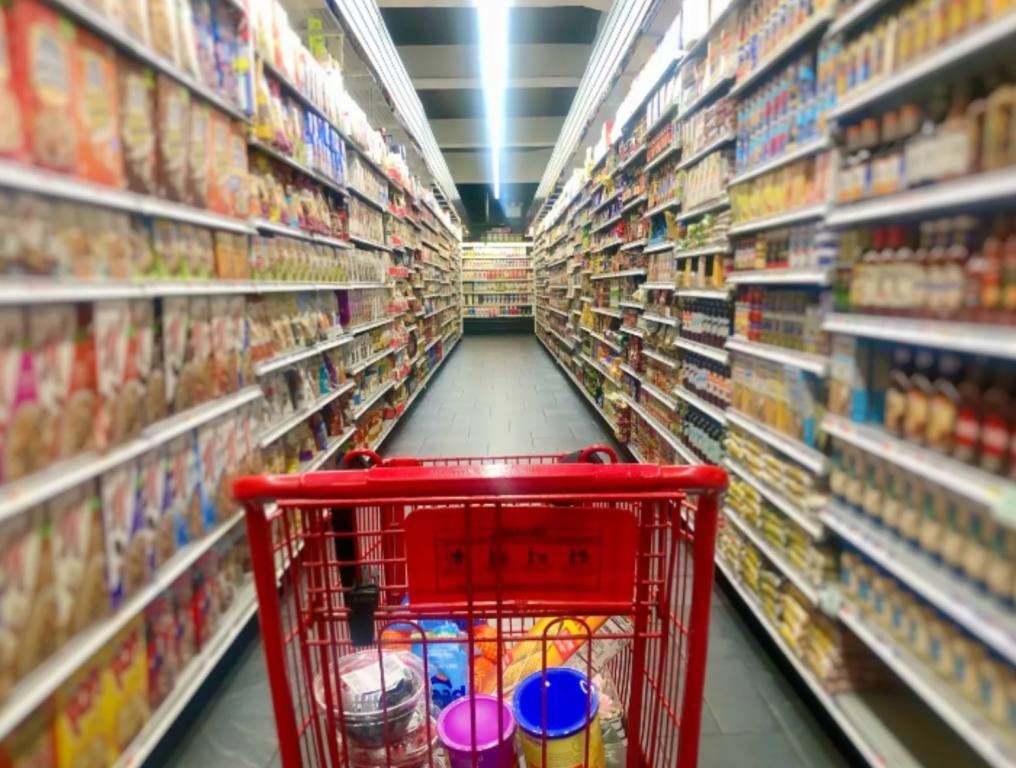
left=234, top=446, right=727, bottom=768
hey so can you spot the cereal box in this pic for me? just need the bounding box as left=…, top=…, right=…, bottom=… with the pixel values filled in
left=49, top=482, right=106, bottom=645
left=0, top=308, right=44, bottom=484
left=94, top=300, right=131, bottom=451
left=100, top=460, right=151, bottom=609
left=54, top=656, right=107, bottom=768
left=139, top=447, right=173, bottom=567
left=73, top=30, right=123, bottom=188
left=101, top=617, right=149, bottom=756
left=0, top=704, right=55, bottom=768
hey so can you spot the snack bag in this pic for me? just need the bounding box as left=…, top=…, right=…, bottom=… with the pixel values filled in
left=168, top=573, right=196, bottom=665
left=195, top=421, right=219, bottom=531
left=155, top=75, right=189, bottom=202
left=0, top=2, right=25, bottom=159
left=93, top=300, right=131, bottom=451
left=176, top=0, right=200, bottom=80
left=49, top=482, right=106, bottom=645
left=128, top=299, right=165, bottom=427
left=28, top=304, right=97, bottom=465
left=73, top=30, right=124, bottom=187
left=209, top=296, right=234, bottom=397
left=101, top=618, right=149, bottom=756
left=139, top=447, right=173, bottom=566
left=186, top=100, right=211, bottom=208
left=0, top=308, right=44, bottom=484
left=118, top=58, right=157, bottom=195
left=147, top=0, right=179, bottom=65
left=161, top=296, right=189, bottom=413
left=101, top=460, right=151, bottom=609
left=0, top=509, right=57, bottom=702
left=214, top=413, right=239, bottom=521
left=166, top=432, right=202, bottom=546
left=188, top=296, right=212, bottom=406
left=144, top=594, right=174, bottom=709
left=122, top=0, right=151, bottom=45
left=0, top=705, right=55, bottom=768
left=92, top=209, right=132, bottom=279
left=8, top=0, right=76, bottom=171
left=208, top=109, right=233, bottom=215
left=54, top=656, right=107, bottom=768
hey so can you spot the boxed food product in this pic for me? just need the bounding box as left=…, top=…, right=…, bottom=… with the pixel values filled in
left=155, top=74, right=190, bottom=201
left=139, top=447, right=174, bottom=567
left=94, top=300, right=132, bottom=450
left=0, top=308, right=43, bottom=484
left=123, top=0, right=151, bottom=45
left=168, top=572, right=196, bottom=667
left=0, top=704, right=55, bottom=768
left=54, top=656, right=107, bottom=768
left=129, top=299, right=165, bottom=427
left=208, top=109, right=233, bottom=215
left=118, top=57, right=157, bottom=195
left=101, top=460, right=151, bottom=609
left=28, top=304, right=97, bottom=465
left=49, top=482, right=106, bottom=645
left=101, top=617, right=149, bottom=756
left=187, top=99, right=211, bottom=208
left=147, top=0, right=179, bottom=66
left=144, top=593, right=174, bottom=709
left=8, top=0, right=76, bottom=171
left=162, top=296, right=205, bottom=413
left=90, top=208, right=132, bottom=279
left=195, top=421, right=219, bottom=530
left=0, top=2, right=25, bottom=160
left=166, top=432, right=202, bottom=546
left=0, top=508, right=57, bottom=702
left=73, top=30, right=123, bottom=188
left=230, top=295, right=253, bottom=386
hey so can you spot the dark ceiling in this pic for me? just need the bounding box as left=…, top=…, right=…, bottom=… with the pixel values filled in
left=380, top=3, right=603, bottom=233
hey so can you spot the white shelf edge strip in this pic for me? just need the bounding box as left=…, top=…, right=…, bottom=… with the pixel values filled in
left=726, top=409, right=827, bottom=474
left=642, top=382, right=678, bottom=411
left=0, top=512, right=245, bottom=741
left=0, top=387, right=262, bottom=521
left=259, top=382, right=355, bottom=448
left=674, top=337, right=729, bottom=364
left=728, top=204, right=827, bottom=236
left=837, top=600, right=1016, bottom=768
left=728, top=137, right=830, bottom=187
left=726, top=268, right=832, bottom=286
left=112, top=583, right=258, bottom=768
left=725, top=458, right=824, bottom=539
left=714, top=558, right=908, bottom=768
left=822, top=501, right=1016, bottom=667
left=254, top=335, right=354, bottom=376
left=723, top=505, right=821, bottom=604
left=725, top=337, right=830, bottom=376
left=823, top=312, right=1016, bottom=362
left=673, top=386, right=727, bottom=424
left=822, top=414, right=1012, bottom=511
left=353, top=380, right=396, bottom=420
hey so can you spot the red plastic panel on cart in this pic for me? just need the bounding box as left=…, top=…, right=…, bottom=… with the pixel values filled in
left=403, top=504, right=638, bottom=604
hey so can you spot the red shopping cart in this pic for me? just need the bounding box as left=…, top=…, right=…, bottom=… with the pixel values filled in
left=234, top=446, right=726, bottom=768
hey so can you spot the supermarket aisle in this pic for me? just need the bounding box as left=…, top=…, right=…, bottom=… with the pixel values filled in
left=163, top=335, right=847, bottom=768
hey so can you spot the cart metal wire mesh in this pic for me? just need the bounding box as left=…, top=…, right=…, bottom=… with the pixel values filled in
left=234, top=446, right=725, bottom=768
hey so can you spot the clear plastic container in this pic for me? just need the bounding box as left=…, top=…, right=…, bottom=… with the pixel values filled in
left=313, top=649, right=426, bottom=747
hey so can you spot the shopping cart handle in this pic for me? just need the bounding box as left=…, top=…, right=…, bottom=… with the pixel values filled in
left=578, top=444, right=617, bottom=463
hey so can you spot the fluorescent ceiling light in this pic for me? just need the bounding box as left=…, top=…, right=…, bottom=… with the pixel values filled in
left=533, top=0, right=654, bottom=217
left=476, top=0, right=510, bottom=199
left=330, top=0, right=460, bottom=207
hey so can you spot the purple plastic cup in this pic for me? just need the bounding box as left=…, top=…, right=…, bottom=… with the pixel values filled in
left=436, top=694, right=517, bottom=768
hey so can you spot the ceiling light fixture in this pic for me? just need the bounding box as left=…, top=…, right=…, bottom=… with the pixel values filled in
left=328, top=0, right=460, bottom=207
left=476, top=0, right=510, bottom=200
left=532, top=0, right=654, bottom=218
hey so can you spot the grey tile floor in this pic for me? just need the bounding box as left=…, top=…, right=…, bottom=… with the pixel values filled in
left=163, top=335, right=848, bottom=768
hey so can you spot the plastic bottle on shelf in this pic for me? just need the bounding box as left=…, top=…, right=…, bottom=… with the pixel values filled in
left=927, top=353, right=963, bottom=454
left=980, top=370, right=1014, bottom=475
left=954, top=358, right=988, bottom=465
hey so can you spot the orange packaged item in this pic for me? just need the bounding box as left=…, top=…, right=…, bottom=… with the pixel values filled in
left=187, top=100, right=211, bottom=207
left=208, top=109, right=233, bottom=215
left=156, top=74, right=189, bottom=201
left=73, top=31, right=123, bottom=187
left=0, top=1, right=25, bottom=159
left=8, top=0, right=77, bottom=171
left=475, top=616, right=609, bottom=695
left=118, top=58, right=157, bottom=195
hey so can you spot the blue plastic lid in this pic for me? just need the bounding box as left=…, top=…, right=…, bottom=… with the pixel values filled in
left=512, top=668, right=599, bottom=739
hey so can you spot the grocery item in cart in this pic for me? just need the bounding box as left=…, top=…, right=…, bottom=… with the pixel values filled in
left=512, top=668, right=604, bottom=768
left=339, top=705, right=445, bottom=768
left=436, top=695, right=516, bottom=768
left=313, top=649, right=426, bottom=747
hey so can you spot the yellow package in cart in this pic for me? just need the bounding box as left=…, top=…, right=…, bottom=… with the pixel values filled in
left=54, top=655, right=108, bottom=768
left=101, top=617, right=150, bottom=758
